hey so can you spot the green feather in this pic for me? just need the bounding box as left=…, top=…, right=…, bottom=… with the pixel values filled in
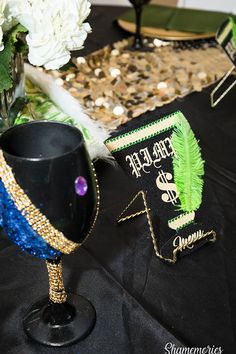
left=171, top=117, right=204, bottom=213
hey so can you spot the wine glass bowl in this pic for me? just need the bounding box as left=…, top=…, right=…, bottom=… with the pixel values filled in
left=0, top=121, right=99, bottom=346
left=0, top=121, right=97, bottom=249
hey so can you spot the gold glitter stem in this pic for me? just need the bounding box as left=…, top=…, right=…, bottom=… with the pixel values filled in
left=46, top=259, right=67, bottom=304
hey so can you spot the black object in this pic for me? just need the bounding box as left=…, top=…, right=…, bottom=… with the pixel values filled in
left=23, top=294, right=96, bottom=347
left=0, top=121, right=97, bottom=243
left=216, top=18, right=236, bottom=66
left=0, top=6, right=236, bottom=353
left=127, top=0, right=152, bottom=51
left=0, top=121, right=97, bottom=347
left=106, top=112, right=218, bottom=263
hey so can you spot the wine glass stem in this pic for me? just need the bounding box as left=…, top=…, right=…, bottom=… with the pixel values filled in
left=134, top=5, right=143, bottom=48
left=46, top=258, right=67, bottom=304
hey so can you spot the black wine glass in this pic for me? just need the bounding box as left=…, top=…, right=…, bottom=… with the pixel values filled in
left=128, top=0, right=151, bottom=51
left=0, top=121, right=99, bottom=347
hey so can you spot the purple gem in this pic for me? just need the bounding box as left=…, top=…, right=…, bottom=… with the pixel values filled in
left=75, top=176, right=88, bottom=196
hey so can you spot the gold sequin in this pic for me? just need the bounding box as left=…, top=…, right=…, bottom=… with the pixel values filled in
left=47, top=37, right=231, bottom=131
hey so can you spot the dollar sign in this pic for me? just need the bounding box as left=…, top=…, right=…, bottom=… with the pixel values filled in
left=156, top=170, right=178, bottom=205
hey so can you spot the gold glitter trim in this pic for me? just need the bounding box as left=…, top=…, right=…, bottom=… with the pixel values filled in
left=0, top=150, right=100, bottom=254
left=46, top=260, right=67, bottom=304
left=82, top=163, right=100, bottom=244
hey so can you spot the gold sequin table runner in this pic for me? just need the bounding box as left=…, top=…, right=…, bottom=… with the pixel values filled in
left=48, top=38, right=232, bottom=131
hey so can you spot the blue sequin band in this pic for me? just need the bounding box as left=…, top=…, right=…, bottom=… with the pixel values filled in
left=0, top=180, right=61, bottom=259
left=0, top=150, right=81, bottom=258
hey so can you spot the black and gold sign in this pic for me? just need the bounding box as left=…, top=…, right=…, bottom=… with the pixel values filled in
left=106, top=111, right=217, bottom=263
left=216, top=17, right=236, bottom=66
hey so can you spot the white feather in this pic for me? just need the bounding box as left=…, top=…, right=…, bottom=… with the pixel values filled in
left=24, top=63, right=111, bottom=160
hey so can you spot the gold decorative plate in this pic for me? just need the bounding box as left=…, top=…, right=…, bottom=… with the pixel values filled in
left=118, top=19, right=215, bottom=40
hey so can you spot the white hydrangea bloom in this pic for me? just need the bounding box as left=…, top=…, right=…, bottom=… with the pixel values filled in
left=0, top=0, right=6, bottom=51
left=8, top=0, right=91, bottom=69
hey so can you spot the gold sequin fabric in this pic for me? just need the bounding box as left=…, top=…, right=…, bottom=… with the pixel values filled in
left=48, top=38, right=232, bottom=131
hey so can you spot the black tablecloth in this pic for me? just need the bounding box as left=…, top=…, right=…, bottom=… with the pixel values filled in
left=1, top=5, right=236, bottom=354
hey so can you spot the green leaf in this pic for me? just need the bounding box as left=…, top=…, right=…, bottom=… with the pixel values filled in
left=0, top=24, right=27, bottom=93
left=0, top=39, right=13, bottom=93
left=8, top=97, right=28, bottom=126
left=10, top=24, right=27, bottom=45
left=14, top=116, right=31, bottom=125
left=171, top=116, right=204, bottom=213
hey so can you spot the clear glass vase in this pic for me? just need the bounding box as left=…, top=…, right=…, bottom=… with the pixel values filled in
left=0, top=53, right=26, bottom=133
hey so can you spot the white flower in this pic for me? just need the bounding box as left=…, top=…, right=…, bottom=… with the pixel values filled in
left=0, top=0, right=6, bottom=51
left=8, top=0, right=91, bottom=69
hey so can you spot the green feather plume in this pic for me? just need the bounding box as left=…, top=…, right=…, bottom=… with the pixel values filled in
left=171, top=117, right=204, bottom=213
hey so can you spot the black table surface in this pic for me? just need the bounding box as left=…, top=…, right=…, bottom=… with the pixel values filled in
left=1, top=5, right=236, bottom=354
